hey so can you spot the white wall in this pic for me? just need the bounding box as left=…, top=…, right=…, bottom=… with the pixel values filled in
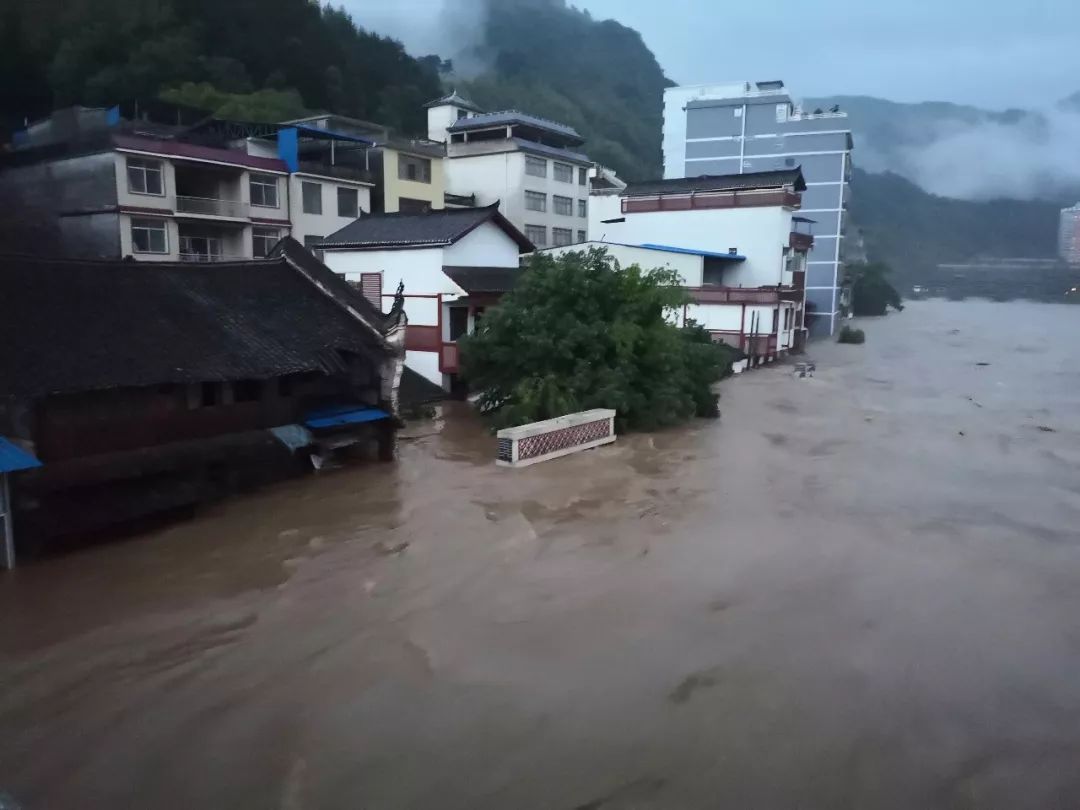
left=685, top=302, right=744, bottom=332
left=288, top=173, right=372, bottom=245
left=587, top=195, right=623, bottom=241
left=443, top=221, right=523, bottom=267
left=595, top=205, right=793, bottom=289
left=541, top=241, right=704, bottom=286
left=427, top=104, right=462, bottom=142
left=406, top=350, right=443, bottom=387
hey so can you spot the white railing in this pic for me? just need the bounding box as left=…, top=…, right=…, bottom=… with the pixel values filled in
left=496, top=409, right=616, bottom=468
left=178, top=252, right=246, bottom=263
left=175, top=196, right=247, bottom=218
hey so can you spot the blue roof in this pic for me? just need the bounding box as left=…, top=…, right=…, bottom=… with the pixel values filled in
left=0, top=438, right=41, bottom=474
left=637, top=243, right=747, bottom=261
left=304, top=405, right=391, bottom=430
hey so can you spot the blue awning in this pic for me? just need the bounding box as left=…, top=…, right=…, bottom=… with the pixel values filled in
left=0, top=438, right=41, bottom=474
left=304, top=405, right=391, bottom=430
left=638, top=243, right=746, bottom=261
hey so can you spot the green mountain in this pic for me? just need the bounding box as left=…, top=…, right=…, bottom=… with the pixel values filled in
left=456, top=0, right=670, bottom=182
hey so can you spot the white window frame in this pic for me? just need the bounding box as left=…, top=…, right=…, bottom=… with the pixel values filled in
left=525, top=156, right=547, bottom=178
left=553, top=195, right=573, bottom=216
left=553, top=162, right=573, bottom=183
left=525, top=190, right=547, bottom=212
left=302, top=181, right=323, bottom=215
left=525, top=224, right=547, bottom=247
left=577, top=199, right=587, bottom=218
left=131, top=218, right=168, bottom=254
left=252, top=226, right=280, bottom=258
left=127, top=158, right=164, bottom=196
left=249, top=174, right=279, bottom=208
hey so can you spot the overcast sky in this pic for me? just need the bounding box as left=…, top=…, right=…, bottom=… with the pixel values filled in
left=349, top=0, right=1080, bottom=109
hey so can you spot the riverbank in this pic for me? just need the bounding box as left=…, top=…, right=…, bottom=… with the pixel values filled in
left=1, top=300, right=1079, bottom=808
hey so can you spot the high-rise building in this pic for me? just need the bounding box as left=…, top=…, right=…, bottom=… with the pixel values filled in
left=662, top=81, right=853, bottom=336
left=1059, top=203, right=1080, bottom=265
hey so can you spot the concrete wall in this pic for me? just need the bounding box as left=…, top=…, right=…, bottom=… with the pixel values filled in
left=382, top=147, right=445, bottom=213
left=592, top=206, right=793, bottom=289
left=443, top=222, right=522, bottom=267
left=541, top=241, right=704, bottom=286
left=288, top=172, right=373, bottom=245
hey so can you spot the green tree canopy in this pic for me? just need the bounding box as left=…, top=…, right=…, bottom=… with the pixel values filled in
left=847, top=261, right=904, bottom=316
left=460, top=249, right=735, bottom=431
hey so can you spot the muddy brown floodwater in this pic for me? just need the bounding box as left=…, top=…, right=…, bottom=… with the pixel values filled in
left=2, top=300, right=1080, bottom=809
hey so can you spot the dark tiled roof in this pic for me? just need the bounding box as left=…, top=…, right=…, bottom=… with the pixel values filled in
left=424, top=91, right=484, bottom=113
left=0, top=239, right=392, bottom=399
left=623, top=169, right=807, bottom=197
left=448, top=111, right=582, bottom=143
left=320, top=204, right=534, bottom=252
left=398, top=367, right=447, bottom=409
left=443, top=266, right=519, bottom=293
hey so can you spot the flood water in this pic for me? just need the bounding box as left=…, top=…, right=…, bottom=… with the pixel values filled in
left=2, top=300, right=1079, bottom=809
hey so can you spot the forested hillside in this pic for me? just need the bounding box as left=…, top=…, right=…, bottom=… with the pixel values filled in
left=851, top=169, right=1065, bottom=278
left=456, top=0, right=670, bottom=181
left=0, top=0, right=442, bottom=135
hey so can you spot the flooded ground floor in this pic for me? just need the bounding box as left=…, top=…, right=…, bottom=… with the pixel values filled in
left=1, top=300, right=1079, bottom=809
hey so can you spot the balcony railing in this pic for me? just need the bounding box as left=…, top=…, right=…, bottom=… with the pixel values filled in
left=623, top=188, right=801, bottom=214
left=178, top=252, right=246, bottom=263
left=175, top=195, right=248, bottom=219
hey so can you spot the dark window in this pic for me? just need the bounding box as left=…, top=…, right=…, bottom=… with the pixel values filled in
left=577, top=230, right=587, bottom=243
left=553, top=162, right=574, bottom=183
left=127, top=158, right=164, bottom=195
left=337, top=186, right=359, bottom=218
left=552, top=227, right=573, bottom=247
left=302, top=181, right=322, bottom=215
left=249, top=174, right=279, bottom=207
left=398, top=154, right=432, bottom=183
left=234, top=380, right=262, bottom=403
left=303, top=234, right=324, bottom=260
left=449, top=307, right=469, bottom=341
left=131, top=218, right=168, bottom=253
left=553, top=195, right=573, bottom=216
left=457, top=108, right=469, bottom=120
left=579, top=167, right=588, bottom=186
left=578, top=199, right=587, bottom=217
left=252, top=226, right=280, bottom=258
left=399, top=197, right=432, bottom=214
left=525, top=190, right=547, bottom=212
left=525, top=156, right=547, bottom=178
left=201, top=382, right=218, bottom=407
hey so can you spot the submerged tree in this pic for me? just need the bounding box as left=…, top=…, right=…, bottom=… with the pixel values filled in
left=460, top=248, right=736, bottom=431
left=847, top=261, right=904, bottom=316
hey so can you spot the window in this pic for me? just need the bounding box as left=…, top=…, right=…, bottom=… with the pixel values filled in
left=553, top=195, right=573, bottom=216
left=302, top=182, right=322, bottom=215
left=554, top=162, right=573, bottom=183
left=131, top=218, right=168, bottom=254
left=126, top=158, right=164, bottom=196
left=179, top=234, right=222, bottom=261
left=399, top=197, right=431, bottom=213
left=249, top=174, right=278, bottom=208
left=360, top=272, right=382, bottom=308
left=577, top=230, right=587, bottom=243
left=252, top=227, right=280, bottom=258
left=578, top=167, right=588, bottom=186
left=525, top=224, right=547, bottom=247
left=525, top=156, right=547, bottom=178
left=448, top=307, right=469, bottom=341
left=457, top=108, right=469, bottom=120
left=525, top=191, right=547, bottom=212
left=398, top=154, right=432, bottom=183
left=234, top=380, right=262, bottom=403
left=578, top=199, right=587, bottom=218
left=337, top=187, right=359, bottom=218
left=303, top=234, right=324, bottom=260
left=552, top=227, right=573, bottom=247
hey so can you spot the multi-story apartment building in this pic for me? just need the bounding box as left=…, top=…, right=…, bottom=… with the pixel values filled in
left=426, top=93, right=592, bottom=249
left=1059, top=203, right=1080, bottom=265
left=662, top=80, right=853, bottom=336
left=0, top=108, right=375, bottom=261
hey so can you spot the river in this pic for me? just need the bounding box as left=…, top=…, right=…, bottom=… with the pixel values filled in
left=1, top=300, right=1079, bottom=809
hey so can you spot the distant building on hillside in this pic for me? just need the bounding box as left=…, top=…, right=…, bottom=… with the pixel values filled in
left=662, top=80, right=853, bottom=336
left=1060, top=203, right=1080, bottom=265
left=426, top=92, right=592, bottom=249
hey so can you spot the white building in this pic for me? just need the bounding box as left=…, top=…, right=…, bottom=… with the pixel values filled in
left=1060, top=203, right=1080, bottom=265
left=578, top=168, right=813, bottom=357
left=425, top=93, right=592, bottom=250
left=319, top=204, right=533, bottom=390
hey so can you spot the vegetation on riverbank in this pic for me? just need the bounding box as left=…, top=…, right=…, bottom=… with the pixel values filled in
left=460, top=249, right=736, bottom=431
left=847, top=261, right=904, bottom=316
left=838, top=326, right=867, bottom=344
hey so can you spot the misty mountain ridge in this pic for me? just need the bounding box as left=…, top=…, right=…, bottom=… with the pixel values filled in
left=808, top=93, right=1080, bottom=202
